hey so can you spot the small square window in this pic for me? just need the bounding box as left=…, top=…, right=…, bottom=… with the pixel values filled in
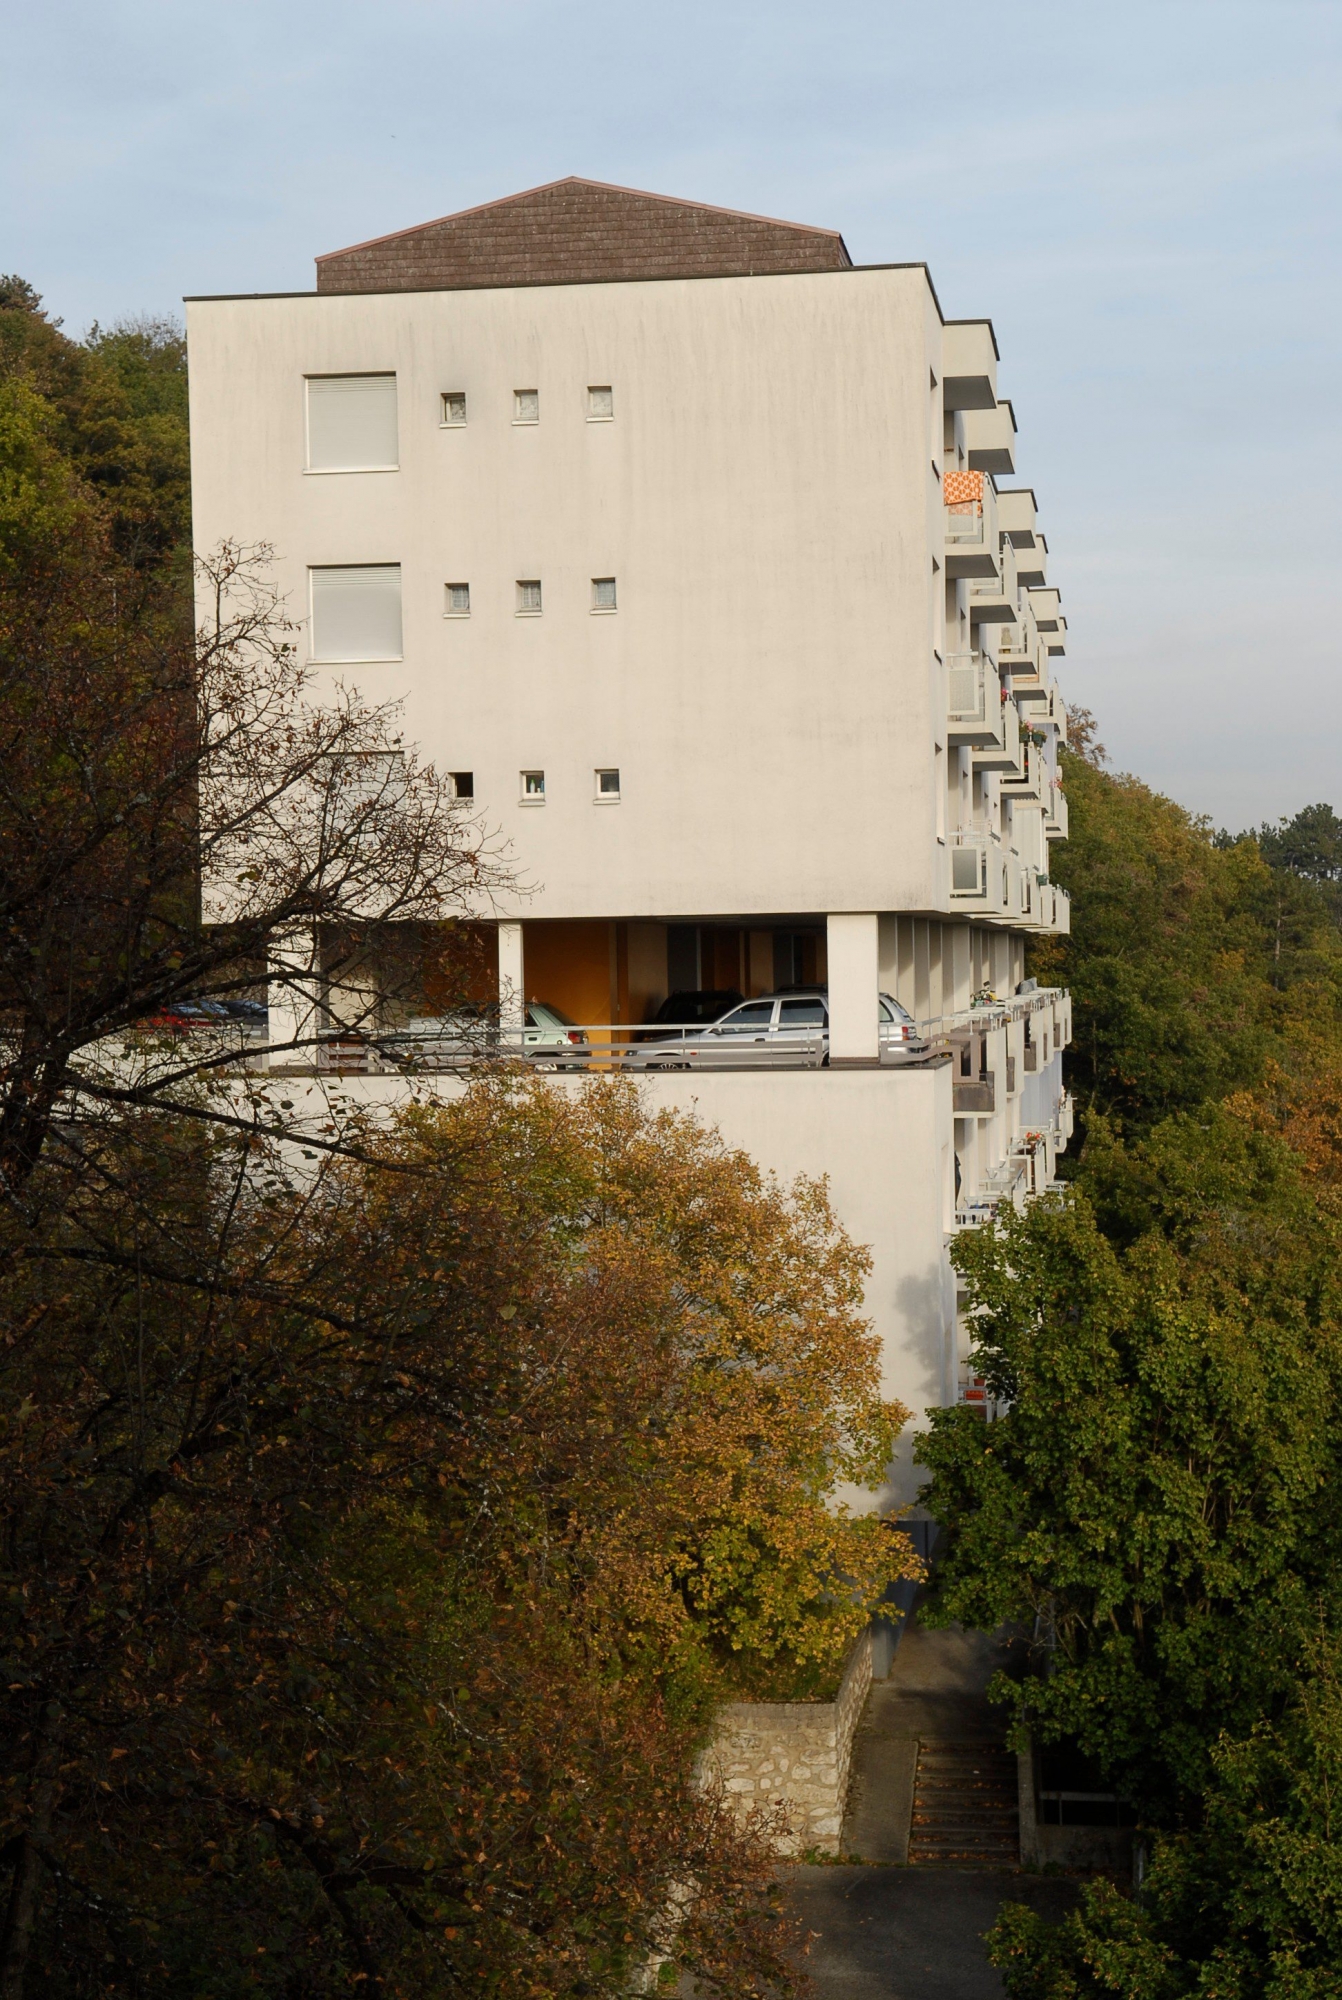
left=520, top=770, right=545, bottom=803
left=513, top=389, right=539, bottom=424
left=449, top=770, right=474, bottom=800
left=595, top=768, right=620, bottom=801
left=441, top=392, right=466, bottom=426
left=587, top=385, right=614, bottom=420
left=445, top=582, right=470, bottom=616
left=591, top=576, right=617, bottom=612
left=516, top=579, right=542, bottom=614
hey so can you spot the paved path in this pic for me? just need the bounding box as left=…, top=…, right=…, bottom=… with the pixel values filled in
left=786, top=1864, right=1075, bottom=1999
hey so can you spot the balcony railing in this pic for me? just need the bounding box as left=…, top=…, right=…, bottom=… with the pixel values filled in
left=947, top=828, right=993, bottom=900
left=1000, top=735, right=1047, bottom=803
left=971, top=687, right=1022, bottom=773
left=944, top=470, right=1000, bottom=580
left=1045, top=783, right=1069, bottom=839
left=109, top=983, right=1072, bottom=1084
left=946, top=651, right=1004, bottom=748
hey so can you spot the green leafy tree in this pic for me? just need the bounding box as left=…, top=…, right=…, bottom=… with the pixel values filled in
left=988, top=1630, right=1342, bottom=1997
left=918, top=1112, right=1342, bottom=1821
left=1257, top=804, right=1342, bottom=888
left=1029, top=733, right=1342, bottom=1133
left=0, top=281, right=188, bottom=577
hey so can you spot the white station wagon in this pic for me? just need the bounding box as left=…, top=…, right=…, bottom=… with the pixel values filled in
left=623, top=988, right=927, bottom=1070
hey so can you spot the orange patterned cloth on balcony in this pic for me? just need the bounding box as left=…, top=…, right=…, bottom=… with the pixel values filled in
left=944, top=469, right=984, bottom=508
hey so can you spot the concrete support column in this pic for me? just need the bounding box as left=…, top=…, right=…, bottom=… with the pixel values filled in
left=266, top=926, right=321, bottom=1070
left=948, top=924, right=972, bottom=1016
left=497, top=922, right=524, bottom=1044
left=827, top=913, right=880, bottom=1065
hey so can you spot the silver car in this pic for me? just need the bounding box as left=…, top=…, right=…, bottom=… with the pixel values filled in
left=623, top=989, right=927, bottom=1070
left=378, top=1000, right=588, bottom=1070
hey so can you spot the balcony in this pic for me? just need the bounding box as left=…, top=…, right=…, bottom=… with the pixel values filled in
left=946, top=652, right=1004, bottom=747
left=949, top=1019, right=996, bottom=1114
left=1000, top=735, right=1047, bottom=805
left=1027, top=586, right=1063, bottom=641
left=942, top=320, right=999, bottom=411
left=967, top=544, right=1019, bottom=625
left=962, top=400, right=1017, bottom=476
left=943, top=471, right=999, bottom=579
left=953, top=1074, right=995, bottom=1114
left=996, top=621, right=1038, bottom=673
left=947, top=828, right=993, bottom=904
left=947, top=827, right=1012, bottom=914
left=971, top=690, right=1022, bottom=774
left=1044, top=782, right=1069, bottom=839
left=1015, top=678, right=1061, bottom=727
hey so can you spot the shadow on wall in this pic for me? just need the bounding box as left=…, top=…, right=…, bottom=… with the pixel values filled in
left=872, top=1518, right=941, bottom=1680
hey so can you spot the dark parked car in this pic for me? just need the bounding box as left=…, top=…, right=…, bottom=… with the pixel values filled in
left=638, top=990, right=744, bottom=1043
left=218, top=997, right=269, bottom=1026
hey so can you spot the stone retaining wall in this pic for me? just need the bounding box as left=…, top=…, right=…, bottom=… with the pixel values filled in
left=699, top=1627, right=873, bottom=1856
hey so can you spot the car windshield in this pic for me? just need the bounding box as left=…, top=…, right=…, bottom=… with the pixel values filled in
left=711, top=1001, right=774, bottom=1034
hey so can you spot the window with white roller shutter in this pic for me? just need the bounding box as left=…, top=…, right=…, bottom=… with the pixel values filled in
left=309, top=565, right=403, bottom=662
left=305, top=374, right=398, bottom=471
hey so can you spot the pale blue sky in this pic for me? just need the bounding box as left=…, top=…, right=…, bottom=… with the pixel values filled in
left=4, top=0, right=1340, bottom=825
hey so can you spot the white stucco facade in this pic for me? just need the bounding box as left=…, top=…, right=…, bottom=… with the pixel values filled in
left=184, top=181, right=1076, bottom=1487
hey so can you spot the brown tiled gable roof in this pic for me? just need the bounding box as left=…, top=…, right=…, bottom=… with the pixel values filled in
left=315, top=176, right=852, bottom=295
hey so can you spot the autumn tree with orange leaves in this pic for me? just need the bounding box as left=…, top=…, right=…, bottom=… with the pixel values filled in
left=0, top=1080, right=914, bottom=1998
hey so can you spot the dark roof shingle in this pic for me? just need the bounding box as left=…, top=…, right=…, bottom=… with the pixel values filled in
left=315, top=176, right=852, bottom=294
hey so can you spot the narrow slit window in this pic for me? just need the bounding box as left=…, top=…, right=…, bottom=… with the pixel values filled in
left=591, top=576, right=617, bottom=612
left=520, top=770, right=545, bottom=803
left=516, top=579, right=542, bottom=614
left=513, top=390, right=539, bottom=424
left=445, top=582, right=470, bottom=616
left=587, top=385, right=614, bottom=420
left=441, top=391, right=467, bottom=425
left=309, top=564, right=402, bottom=662
left=305, top=374, right=398, bottom=471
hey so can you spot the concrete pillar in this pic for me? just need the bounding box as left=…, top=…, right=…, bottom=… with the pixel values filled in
left=877, top=914, right=900, bottom=996
left=497, top=922, right=524, bottom=1044
left=948, top=924, right=972, bottom=1016
left=266, top=926, right=321, bottom=1070
left=827, top=913, right=880, bottom=1065
left=913, top=920, right=932, bottom=1025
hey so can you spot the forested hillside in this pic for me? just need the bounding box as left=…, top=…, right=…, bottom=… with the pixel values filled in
left=0, top=276, right=189, bottom=579
left=922, top=724, right=1342, bottom=1996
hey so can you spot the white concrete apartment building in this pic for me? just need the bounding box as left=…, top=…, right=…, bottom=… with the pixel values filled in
left=186, top=178, right=1074, bottom=1500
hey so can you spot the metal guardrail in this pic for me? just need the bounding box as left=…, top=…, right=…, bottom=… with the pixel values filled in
left=106, top=991, right=1071, bottom=1084
left=353, top=1018, right=939, bottom=1075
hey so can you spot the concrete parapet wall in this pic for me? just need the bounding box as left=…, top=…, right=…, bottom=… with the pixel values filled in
left=700, top=1627, right=874, bottom=1855
left=1018, top=1743, right=1134, bottom=1873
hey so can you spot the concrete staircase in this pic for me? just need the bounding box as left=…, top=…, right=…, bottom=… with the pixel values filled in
left=841, top=1615, right=1025, bottom=1869
left=908, top=1740, right=1020, bottom=1866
